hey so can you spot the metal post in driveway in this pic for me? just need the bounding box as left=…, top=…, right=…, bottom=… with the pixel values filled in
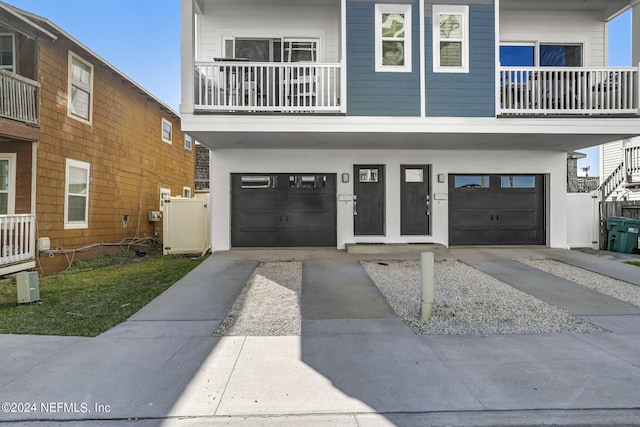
left=420, top=252, right=434, bottom=321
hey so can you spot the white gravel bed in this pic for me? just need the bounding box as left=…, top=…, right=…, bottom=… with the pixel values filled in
left=518, top=258, right=640, bottom=307
left=214, top=262, right=301, bottom=336
left=362, top=260, right=602, bottom=335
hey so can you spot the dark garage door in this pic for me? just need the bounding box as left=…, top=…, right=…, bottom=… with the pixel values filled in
left=231, top=173, right=337, bottom=247
left=449, top=174, right=545, bottom=246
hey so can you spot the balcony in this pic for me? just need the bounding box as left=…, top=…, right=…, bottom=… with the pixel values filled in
left=499, top=66, right=639, bottom=116
left=0, top=69, right=40, bottom=125
left=0, top=214, right=36, bottom=276
left=194, top=62, right=342, bottom=114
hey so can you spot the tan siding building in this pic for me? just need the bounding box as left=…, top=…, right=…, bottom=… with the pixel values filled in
left=0, top=3, right=195, bottom=274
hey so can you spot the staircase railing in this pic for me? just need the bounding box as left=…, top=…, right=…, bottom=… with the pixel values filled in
left=600, top=145, right=640, bottom=200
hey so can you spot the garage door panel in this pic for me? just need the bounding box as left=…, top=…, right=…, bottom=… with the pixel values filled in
left=496, top=210, right=540, bottom=227
left=449, top=174, right=545, bottom=246
left=496, top=229, right=544, bottom=245
left=231, top=229, right=280, bottom=247
left=450, top=209, right=492, bottom=227
left=231, top=173, right=336, bottom=247
left=450, top=229, right=493, bottom=246
left=449, top=192, right=490, bottom=209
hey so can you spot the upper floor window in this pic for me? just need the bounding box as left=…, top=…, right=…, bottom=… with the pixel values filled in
left=0, top=34, right=15, bottom=73
left=184, top=134, right=193, bottom=151
left=223, top=37, right=319, bottom=63
left=64, top=158, right=90, bottom=229
left=433, top=5, right=469, bottom=73
left=162, top=118, right=172, bottom=144
left=375, top=4, right=412, bottom=72
left=500, top=43, right=583, bottom=67
left=68, top=52, right=94, bottom=124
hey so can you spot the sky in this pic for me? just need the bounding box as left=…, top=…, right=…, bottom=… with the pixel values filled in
left=2, top=1, right=634, bottom=177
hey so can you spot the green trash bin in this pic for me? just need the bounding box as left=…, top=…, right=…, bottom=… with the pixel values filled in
left=607, top=216, right=640, bottom=254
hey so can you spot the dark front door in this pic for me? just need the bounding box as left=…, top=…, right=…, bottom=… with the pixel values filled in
left=353, top=165, right=385, bottom=236
left=231, top=173, right=336, bottom=247
left=401, top=165, right=431, bottom=235
left=449, top=174, right=545, bottom=245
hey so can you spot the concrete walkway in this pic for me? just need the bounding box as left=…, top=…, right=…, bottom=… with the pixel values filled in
left=1, top=248, right=640, bottom=426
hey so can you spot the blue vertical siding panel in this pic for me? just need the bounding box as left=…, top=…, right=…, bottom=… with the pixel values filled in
left=346, top=0, right=421, bottom=116
left=425, top=3, right=496, bottom=117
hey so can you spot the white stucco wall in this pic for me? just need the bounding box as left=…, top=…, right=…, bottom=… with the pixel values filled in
left=209, top=148, right=568, bottom=250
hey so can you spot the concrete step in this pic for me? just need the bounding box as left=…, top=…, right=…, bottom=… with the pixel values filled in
left=345, top=243, right=448, bottom=255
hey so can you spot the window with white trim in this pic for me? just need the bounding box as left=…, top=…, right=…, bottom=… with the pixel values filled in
left=64, top=159, right=90, bottom=229
left=375, top=4, right=412, bottom=72
left=433, top=5, right=469, bottom=73
left=184, top=134, right=192, bottom=151
left=183, top=187, right=191, bottom=198
left=68, top=52, right=94, bottom=123
left=0, top=34, right=15, bottom=73
left=0, top=154, right=16, bottom=214
left=162, top=118, right=172, bottom=144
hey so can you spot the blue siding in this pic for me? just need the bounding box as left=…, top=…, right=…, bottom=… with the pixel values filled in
left=347, top=0, right=421, bottom=117
left=425, top=3, right=495, bottom=117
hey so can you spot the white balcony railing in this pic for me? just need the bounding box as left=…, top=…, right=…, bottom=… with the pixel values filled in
left=194, top=62, right=342, bottom=113
left=499, top=66, right=639, bottom=115
left=0, top=69, right=40, bottom=125
left=0, top=214, right=36, bottom=268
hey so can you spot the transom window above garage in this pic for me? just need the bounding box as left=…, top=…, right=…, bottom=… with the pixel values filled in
left=241, top=176, right=277, bottom=189
left=454, top=175, right=489, bottom=188
left=289, top=175, right=328, bottom=189
left=501, top=175, right=536, bottom=188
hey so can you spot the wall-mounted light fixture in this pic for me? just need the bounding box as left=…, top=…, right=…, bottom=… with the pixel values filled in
left=342, top=173, right=350, bottom=183
left=437, top=173, right=446, bottom=183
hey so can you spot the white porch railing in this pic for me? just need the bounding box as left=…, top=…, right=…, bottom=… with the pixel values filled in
left=0, top=214, right=36, bottom=268
left=194, top=62, right=342, bottom=113
left=499, top=66, right=639, bottom=115
left=0, top=69, right=40, bottom=125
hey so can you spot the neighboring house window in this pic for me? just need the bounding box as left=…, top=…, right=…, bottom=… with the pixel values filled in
left=184, top=134, right=193, bottom=151
left=64, top=159, right=90, bottom=229
left=0, top=154, right=16, bottom=214
left=375, top=4, right=412, bottom=72
left=433, top=5, right=469, bottom=73
left=162, top=118, right=172, bottom=144
left=0, top=34, right=15, bottom=73
left=68, top=52, right=94, bottom=123
left=160, top=187, right=171, bottom=211
left=183, top=187, right=191, bottom=198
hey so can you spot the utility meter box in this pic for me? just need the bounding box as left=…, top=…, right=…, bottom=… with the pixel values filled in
left=148, top=211, right=161, bottom=222
left=16, top=272, right=40, bottom=304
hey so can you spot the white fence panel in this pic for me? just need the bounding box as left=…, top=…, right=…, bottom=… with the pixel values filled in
left=567, top=192, right=600, bottom=249
left=163, top=195, right=210, bottom=255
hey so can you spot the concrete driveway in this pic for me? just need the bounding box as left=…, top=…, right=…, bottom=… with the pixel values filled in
left=1, top=247, right=640, bottom=426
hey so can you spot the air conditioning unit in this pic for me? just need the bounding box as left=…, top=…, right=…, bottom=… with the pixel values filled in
left=16, top=272, right=40, bottom=304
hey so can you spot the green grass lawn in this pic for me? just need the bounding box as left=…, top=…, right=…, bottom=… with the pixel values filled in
left=0, top=250, right=208, bottom=337
left=626, top=261, right=640, bottom=267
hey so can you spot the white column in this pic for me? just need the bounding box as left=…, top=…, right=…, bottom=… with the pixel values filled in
left=180, top=0, right=196, bottom=114
left=632, top=0, right=640, bottom=67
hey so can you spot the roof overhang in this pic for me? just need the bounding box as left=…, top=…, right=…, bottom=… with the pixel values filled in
left=500, top=0, right=631, bottom=21
left=0, top=2, right=56, bottom=40
left=183, top=115, right=640, bottom=152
